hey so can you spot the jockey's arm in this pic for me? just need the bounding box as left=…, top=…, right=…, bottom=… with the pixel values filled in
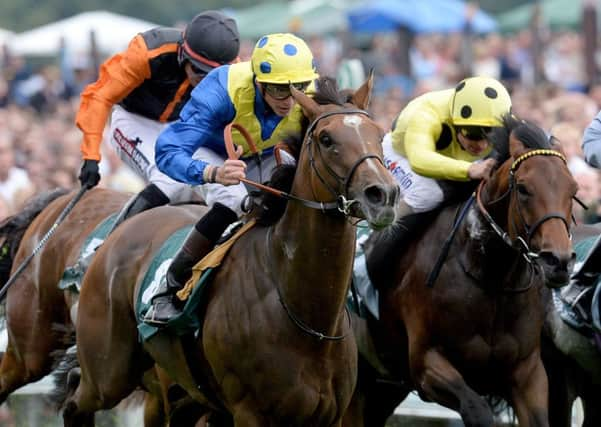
left=77, top=35, right=151, bottom=161
left=582, top=110, right=601, bottom=169
left=155, top=70, right=235, bottom=185
left=400, top=110, right=472, bottom=181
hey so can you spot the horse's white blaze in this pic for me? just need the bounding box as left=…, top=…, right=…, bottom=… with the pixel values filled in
left=343, top=114, right=363, bottom=128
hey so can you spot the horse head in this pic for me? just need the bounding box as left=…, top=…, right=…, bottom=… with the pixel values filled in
left=484, top=116, right=577, bottom=287
left=290, top=74, right=399, bottom=229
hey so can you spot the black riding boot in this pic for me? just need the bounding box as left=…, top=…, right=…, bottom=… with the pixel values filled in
left=144, top=202, right=238, bottom=326
left=108, top=183, right=170, bottom=233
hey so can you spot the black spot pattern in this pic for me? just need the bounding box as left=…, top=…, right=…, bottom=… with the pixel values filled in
left=461, top=105, right=472, bottom=119
left=484, top=87, right=498, bottom=99
left=455, top=81, right=466, bottom=91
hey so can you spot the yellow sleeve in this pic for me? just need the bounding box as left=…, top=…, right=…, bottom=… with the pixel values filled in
left=76, top=35, right=152, bottom=161
left=403, top=107, right=471, bottom=181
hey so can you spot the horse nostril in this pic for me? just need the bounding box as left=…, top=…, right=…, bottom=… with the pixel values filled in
left=364, top=185, right=385, bottom=206
left=539, top=251, right=571, bottom=271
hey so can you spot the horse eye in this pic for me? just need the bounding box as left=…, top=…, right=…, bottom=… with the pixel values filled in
left=517, top=183, right=530, bottom=197
left=319, top=133, right=334, bottom=148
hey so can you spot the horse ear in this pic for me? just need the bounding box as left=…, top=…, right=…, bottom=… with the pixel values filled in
left=509, top=130, right=527, bottom=158
left=351, top=69, right=374, bottom=110
left=549, top=135, right=566, bottom=156
left=291, top=84, right=322, bottom=121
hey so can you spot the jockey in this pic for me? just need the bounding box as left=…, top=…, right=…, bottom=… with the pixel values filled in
left=76, top=11, right=240, bottom=229
left=366, top=76, right=512, bottom=287
left=383, top=76, right=512, bottom=218
left=143, top=33, right=319, bottom=325
left=570, top=110, right=601, bottom=288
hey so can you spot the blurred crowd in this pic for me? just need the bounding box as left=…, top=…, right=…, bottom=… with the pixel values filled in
left=2, top=26, right=601, bottom=224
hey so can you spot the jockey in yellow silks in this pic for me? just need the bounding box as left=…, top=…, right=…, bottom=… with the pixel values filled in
left=383, top=76, right=512, bottom=217
left=145, top=33, right=319, bottom=326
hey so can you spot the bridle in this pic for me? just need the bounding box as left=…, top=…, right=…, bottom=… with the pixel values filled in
left=476, top=149, right=571, bottom=263
left=224, top=108, right=383, bottom=216
left=304, top=109, right=384, bottom=215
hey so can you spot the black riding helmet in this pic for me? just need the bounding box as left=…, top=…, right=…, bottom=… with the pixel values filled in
left=179, top=11, right=240, bottom=74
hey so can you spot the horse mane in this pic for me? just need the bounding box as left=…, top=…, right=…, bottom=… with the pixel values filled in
left=0, top=188, right=69, bottom=285
left=254, top=76, right=350, bottom=226
left=488, top=114, right=553, bottom=164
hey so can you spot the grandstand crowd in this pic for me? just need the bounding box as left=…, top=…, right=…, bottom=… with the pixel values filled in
left=1, top=28, right=601, bottom=225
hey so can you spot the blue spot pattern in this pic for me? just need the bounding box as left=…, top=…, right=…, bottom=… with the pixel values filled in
left=260, top=62, right=272, bottom=74
left=283, top=44, right=298, bottom=56
left=257, top=36, right=268, bottom=48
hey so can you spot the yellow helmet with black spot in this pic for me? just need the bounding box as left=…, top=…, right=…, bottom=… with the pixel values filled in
left=251, top=33, right=318, bottom=84
left=450, top=76, right=512, bottom=127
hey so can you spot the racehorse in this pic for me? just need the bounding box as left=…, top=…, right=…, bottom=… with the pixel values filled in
left=0, top=188, right=128, bottom=402
left=0, top=187, right=191, bottom=426
left=54, top=75, right=401, bottom=426
left=543, top=224, right=601, bottom=427
left=347, top=115, right=577, bottom=427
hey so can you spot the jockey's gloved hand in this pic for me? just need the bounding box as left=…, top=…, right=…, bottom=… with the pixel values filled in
left=79, top=159, right=101, bottom=189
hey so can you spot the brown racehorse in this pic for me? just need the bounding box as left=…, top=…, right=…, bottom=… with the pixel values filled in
left=54, top=75, right=401, bottom=426
left=0, top=188, right=128, bottom=401
left=542, top=224, right=601, bottom=427
left=347, top=115, right=577, bottom=427
left=0, top=188, right=191, bottom=426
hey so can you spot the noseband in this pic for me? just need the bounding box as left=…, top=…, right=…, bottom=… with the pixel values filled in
left=305, top=109, right=384, bottom=215
left=476, top=149, right=570, bottom=262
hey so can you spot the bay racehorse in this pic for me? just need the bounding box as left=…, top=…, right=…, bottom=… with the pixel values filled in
left=0, top=188, right=128, bottom=401
left=0, top=188, right=195, bottom=426
left=347, top=115, right=577, bottom=427
left=54, top=75, right=401, bottom=426
left=543, top=223, right=601, bottom=427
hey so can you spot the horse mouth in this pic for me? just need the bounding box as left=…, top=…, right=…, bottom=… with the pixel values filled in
left=543, top=270, right=570, bottom=289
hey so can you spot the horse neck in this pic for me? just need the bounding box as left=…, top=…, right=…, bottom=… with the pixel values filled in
left=269, top=172, right=355, bottom=334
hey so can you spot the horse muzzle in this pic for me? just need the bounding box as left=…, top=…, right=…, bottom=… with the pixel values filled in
left=352, top=182, right=399, bottom=229
left=537, top=250, right=576, bottom=288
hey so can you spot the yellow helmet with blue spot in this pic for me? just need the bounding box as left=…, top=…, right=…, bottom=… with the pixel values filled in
left=251, top=33, right=318, bottom=84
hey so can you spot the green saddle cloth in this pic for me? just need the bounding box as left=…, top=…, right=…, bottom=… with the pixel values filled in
left=136, top=225, right=216, bottom=342
left=59, top=213, right=118, bottom=292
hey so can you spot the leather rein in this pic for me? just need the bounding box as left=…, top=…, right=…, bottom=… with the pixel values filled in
left=224, top=109, right=382, bottom=216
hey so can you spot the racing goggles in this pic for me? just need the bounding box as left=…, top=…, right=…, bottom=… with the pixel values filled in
left=456, top=126, right=492, bottom=141
left=263, top=82, right=310, bottom=100
left=188, top=63, right=208, bottom=78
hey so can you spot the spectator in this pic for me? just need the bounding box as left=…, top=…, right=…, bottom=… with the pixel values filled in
left=0, top=129, right=34, bottom=212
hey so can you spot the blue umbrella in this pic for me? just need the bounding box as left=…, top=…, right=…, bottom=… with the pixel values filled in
left=348, top=0, right=497, bottom=34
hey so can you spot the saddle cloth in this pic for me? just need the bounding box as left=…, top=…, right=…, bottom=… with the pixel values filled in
left=350, top=226, right=380, bottom=319
left=59, top=214, right=118, bottom=292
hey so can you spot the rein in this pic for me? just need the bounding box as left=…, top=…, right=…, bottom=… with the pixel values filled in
left=224, top=109, right=380, bottom=215
left=266, top=228, right=351, bottom=341
left=476, top=149, right=570, bottom=263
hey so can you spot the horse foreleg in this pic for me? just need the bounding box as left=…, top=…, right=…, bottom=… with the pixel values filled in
left=415, top=348, right=493, bottom=427
left=510, top=352, right=549, bottom=427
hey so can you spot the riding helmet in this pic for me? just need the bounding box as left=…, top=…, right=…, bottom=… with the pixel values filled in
left=450, top=76, right=512, bottom=127
left=180, top=11, right=240, bottom=74
left=251, top=33, right=318, bottom=84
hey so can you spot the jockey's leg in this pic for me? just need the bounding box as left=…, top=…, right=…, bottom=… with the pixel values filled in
left=145, top=202, right=238, bottom=325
